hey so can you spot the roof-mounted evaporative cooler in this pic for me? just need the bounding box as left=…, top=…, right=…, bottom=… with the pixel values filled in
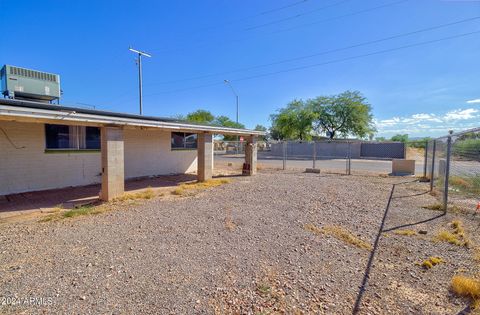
left=1, top=65, right=61, bottom=102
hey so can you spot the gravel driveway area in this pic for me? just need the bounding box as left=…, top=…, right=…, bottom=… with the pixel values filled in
left=0, top=171, right=478, bottom=314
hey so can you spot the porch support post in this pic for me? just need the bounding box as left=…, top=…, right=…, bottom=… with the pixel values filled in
left=243, top=135, right=257, bottom=176
left=197, top=132, right=213, bottom=182
left=100, top=126, right=125, bottom=201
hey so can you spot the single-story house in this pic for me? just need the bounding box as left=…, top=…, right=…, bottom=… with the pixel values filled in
left=0, top=98, right=264, bottom=201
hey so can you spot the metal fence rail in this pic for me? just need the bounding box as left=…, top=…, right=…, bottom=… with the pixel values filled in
left=215, top=139, right=414, bottom=176
left=426, top=128, right=480, bottom=211
left=269, top=140, right=407, bottom=175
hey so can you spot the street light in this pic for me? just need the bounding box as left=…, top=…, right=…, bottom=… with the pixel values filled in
left=129, top=47, right=152, bottom=115
left=224, top=79, right=240, bottom=154
left=223, top=80, right=239, bottom=124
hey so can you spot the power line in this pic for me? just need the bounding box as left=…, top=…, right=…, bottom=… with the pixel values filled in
left=149, top=0, right=312, bottom=53
left=244, top=0, right=351, bottom=31
left=151, top=0, right=407, bottom=54
left=273, top=0, right=409, bottom=34
left=147, top=16, right=480, bottom=86
left=144, top=30, right=480, bottom=96
left=259, top=0, right=310, bottom=15
left=232, top=31, right=480, bottom=82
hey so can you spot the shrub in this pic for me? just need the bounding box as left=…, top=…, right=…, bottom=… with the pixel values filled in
left=451, top=275, right=480, bottom=299
left=171, top=179, right=232, bottom=196
left=435, top=220, right=470, bottom=247
left=420, top=256, right=444, bottom=269
left=453, top=138, right=480, bottom=161
left=406, top=138, right=431, bottom=149
left=304, top=223, right=372, bottom=250
left=115, top=188, right=156, bottom=201
left=394, top=229, right=417, bottom=236
left=449, top=175, right=480, bottom=196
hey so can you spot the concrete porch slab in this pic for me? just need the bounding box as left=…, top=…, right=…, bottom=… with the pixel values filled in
left=0, top=173, right=197, bottom=221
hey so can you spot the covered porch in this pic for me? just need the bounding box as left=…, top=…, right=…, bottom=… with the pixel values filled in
left=99, top=127, right=258, bottom=201
left=0, top=99, right=263, bottom=203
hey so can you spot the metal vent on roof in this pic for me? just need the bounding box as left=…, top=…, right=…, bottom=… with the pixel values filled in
left=9, top=66, right=57, bottom=82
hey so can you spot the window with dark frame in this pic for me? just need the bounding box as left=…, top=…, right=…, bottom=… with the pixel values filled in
left=171, top=132, right=197, bottom=150
left=45, top=124, right=101, bottom=150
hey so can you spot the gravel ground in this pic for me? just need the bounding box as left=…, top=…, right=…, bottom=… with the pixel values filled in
left=0, top=171, right=478, bottom=314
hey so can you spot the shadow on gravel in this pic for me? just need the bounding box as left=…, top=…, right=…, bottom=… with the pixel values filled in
left=456, top=305, right=473, bottom=315
left=352, top=183, right=396, bottom=314
left=352, top=180, right=443, bottom=314
left=382, top=212, right=445, bottom=233
left=391, top=190, right=430, bottom=199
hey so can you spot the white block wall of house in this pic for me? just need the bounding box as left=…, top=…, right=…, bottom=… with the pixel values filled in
left=0, top=121, right=102, bottom=195
left=0, top=121, right=197, bottom=196
left=124, top=128, right=197, bottom=179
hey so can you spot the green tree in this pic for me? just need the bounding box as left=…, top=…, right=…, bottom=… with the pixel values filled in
left=390, top=134, right=409, bottom=143
left=214, top=116, right=245, bottom=141
left=269, top=126, right=283, bottom=141
left=254, top=124, right=268, bottom=141
left=186, top=110, right=215, bottom=124
left=214, top=116, right=245, bottom=129
left=270, top=100, right=316, bottom=140
left=308, top=91, right=375, bottom=139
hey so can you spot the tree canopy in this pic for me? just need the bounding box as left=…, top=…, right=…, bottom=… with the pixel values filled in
left=254, top=124, right=268, bottom=141
left=180, top=110, right=246, bottom=141
left=186, top=110, right=215, bottom=124
left=270, top=91, right=375, bottom=140
left=270, top=100, right=316, bottom=140
left=308, top=91, right=375, bottom=139
left=214, top=116, right=245, bottom=141
left=390, top=134, right=409, bottom=143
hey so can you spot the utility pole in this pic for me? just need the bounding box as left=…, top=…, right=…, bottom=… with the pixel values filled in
left=129, top=47, right=152, bottom=115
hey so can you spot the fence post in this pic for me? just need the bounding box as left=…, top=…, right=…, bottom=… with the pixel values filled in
left=283, top=141, right=287, bottom=170
left=313, top=141, right=316, bottom=169
left=347, top=142, right=352, bottom=175
left=443, top=134, right=452, bottom=212
left=430, top=140, right=436, bottom=192
left=423, top=140, right=428, bottom=178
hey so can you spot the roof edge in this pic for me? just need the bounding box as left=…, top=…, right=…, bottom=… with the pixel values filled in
left=0, top=98, right=266, bottom=136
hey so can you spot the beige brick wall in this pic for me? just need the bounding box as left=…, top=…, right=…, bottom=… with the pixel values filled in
left=124, top=128, right=197, bottom=178
left=0, top=121, right=197, bottom=196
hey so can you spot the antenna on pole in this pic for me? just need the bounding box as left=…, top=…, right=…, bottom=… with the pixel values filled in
left=129, top=47, right=152, bottom=115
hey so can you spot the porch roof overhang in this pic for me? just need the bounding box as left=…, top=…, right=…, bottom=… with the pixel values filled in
left=0, top=99, right=265, bottom=136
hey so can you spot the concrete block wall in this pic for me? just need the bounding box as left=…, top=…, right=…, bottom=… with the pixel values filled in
left=0, top=121, right=102, bottom=195
left=0, top=121, right=198, bottom=196
left=124, top=128, right=197, bottom=179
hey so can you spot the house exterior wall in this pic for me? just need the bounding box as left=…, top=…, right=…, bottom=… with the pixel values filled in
left=124, top=128, right=197, bottom=178
left=0, top=121, right=197, bottom=196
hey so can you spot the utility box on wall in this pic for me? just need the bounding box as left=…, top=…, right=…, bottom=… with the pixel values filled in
left=1, top=65, right=61, bottom=102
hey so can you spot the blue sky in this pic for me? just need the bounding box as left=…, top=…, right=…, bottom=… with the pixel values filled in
left=1, top=0, right=480, bottom=137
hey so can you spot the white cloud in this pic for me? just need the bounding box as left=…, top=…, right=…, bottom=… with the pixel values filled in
left=444, top=108, right=478, bottom=120
left=376, top=108, right=480, bottom=137
left=467, top=99, right=480, bottom=104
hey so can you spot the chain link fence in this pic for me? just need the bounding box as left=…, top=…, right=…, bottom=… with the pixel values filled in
left=213, top=140, right=405, bottom=175
left=215, top=139, right=425, bottom=176
left=214, top=140, right=270, bottom=155
left=426, top=128, right=480, bottom=211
